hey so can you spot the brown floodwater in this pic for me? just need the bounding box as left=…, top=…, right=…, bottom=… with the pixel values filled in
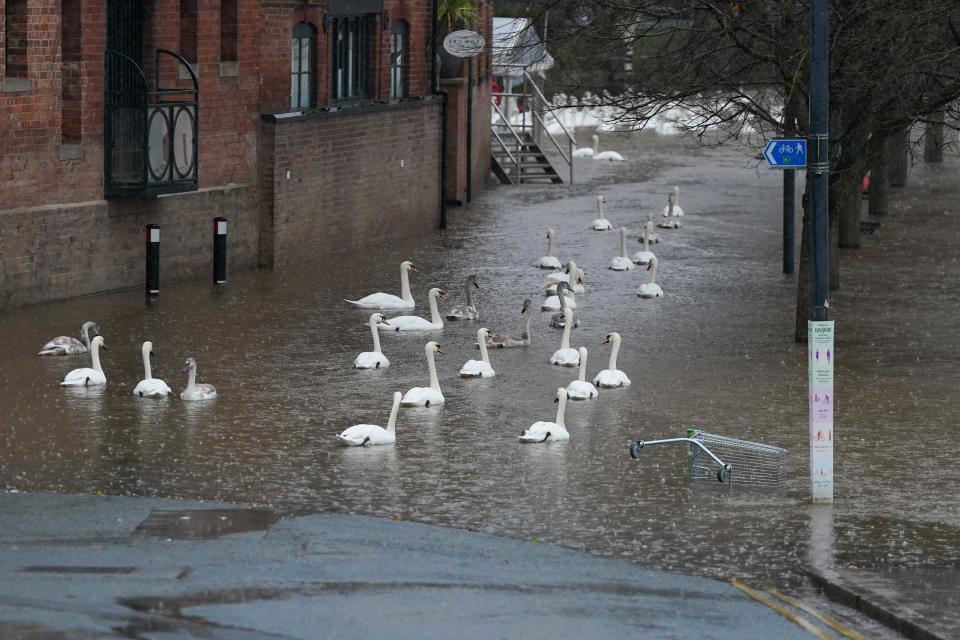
left=2, top=134, right=958, bottom=610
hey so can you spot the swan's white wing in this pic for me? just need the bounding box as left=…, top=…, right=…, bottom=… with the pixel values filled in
left=566, top=380, right=599, bottom=400
left=594, top=369, right=631, bottom=388
left=61, top=368, right=106, bottom=386
left=594, top=151, right=625, bottom=161
left=401, top=387, right=444, bottom=406
left=345, top=293, right=413, bottom=309
left=638, top=284, right=664, bottom=298
left=133, top=378, right=172, bottom=398
left=550, top=348, right=580, bottom=367
left=182, top=384, right=217, bottom=401
left=354, top=352, right=390, bottom=369
left=378, top=316, right=440, bottom=331
left=459, top=360, right=495, bottom=378
left=632, top=251, right=655, bottom=265
left=536, top=256, right=562, bottom=269
left=590, top=219, right=613, bottom=230
left=39, top=336, right=86, bottom=355
left=338, top=424, right=394, bottom=446
left=519, top=421, right=570, bottom=442
left=541, top=295, right=577, bottom=311
left=609, top=257, right=634, bottom=271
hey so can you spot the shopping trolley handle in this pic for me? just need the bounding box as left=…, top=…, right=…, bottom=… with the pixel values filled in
left=628, top=438, right=733, bottom=483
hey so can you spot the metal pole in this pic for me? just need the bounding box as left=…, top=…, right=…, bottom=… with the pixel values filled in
left=808, top=0, right=829, bottom=321
left=783, top=169, right=795, bottom=274
left=213, top=217, right=227, bottom=284
left=145, top=224, right=160, bottom=296
left=466, top=58, right=473, bottom=203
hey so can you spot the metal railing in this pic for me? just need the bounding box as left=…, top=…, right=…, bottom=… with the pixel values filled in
left=491, top=64, right=576, bottom=184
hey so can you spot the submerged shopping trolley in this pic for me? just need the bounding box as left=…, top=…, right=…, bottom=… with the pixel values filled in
left=628, top=429, right=788, bottom=486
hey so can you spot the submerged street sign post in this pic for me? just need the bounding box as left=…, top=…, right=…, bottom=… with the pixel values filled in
left=764, top=138, right=807, bottom=168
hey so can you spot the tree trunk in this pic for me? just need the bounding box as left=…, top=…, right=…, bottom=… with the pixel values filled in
left=869, top=137, right=889, bottom=216
left=888, top=126, right=910, bottom=187
left=795, top=193, right=811, bottom=343
left=924, top=109, right=945, bottom=163
left=836, top=169, right=861, bottom=248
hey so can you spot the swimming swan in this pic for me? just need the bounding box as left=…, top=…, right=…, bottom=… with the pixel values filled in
left=446, top=274, right=480, bottom=320
left=132, top=341, right=173, bottom=398
left=536, top=228, right=563, bottom=270
left=658, top=187, right=683, bottom=229
left=550, top=309, right=580, bottom=367
left=633, top=219, right=657, bottom=265
left=338, top=392, right=401, bottom=446
left=484, top=300, right=532, bottom=348
left=401, top=341, right=445, bottom=407
left=380, top=288, right=447, bottom=331
left=590, top=195, right=613, bottom=231
left=593, top=332, right=632, bottom=388
left=638, top=255, right=664, bottom=298
left=345, top=260, right=418, bottom=310
left=39, top=321, right=100, bottom=356
left=545, top=261, right=585, bottom=294
left=181, top=357, right=217, bottom=401
left=593, top=136, right=626, bottom=161
left=549, top=282, right=580, bottom=329
left=354, top=313, right=391, bottom=369
left=572, top=134, right=597, bottom=158
left=60, top=336, right=107, bottom=387
left=519, top=388, right=570, bottom=443
left=609, top=226, right=635, bottom=271
left=566, top=347, right=599, bottom=400
left=460, top=328, right=496, bottom=377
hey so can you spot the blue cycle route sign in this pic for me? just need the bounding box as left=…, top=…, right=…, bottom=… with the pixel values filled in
left=763, top=138, right=807, bottom=169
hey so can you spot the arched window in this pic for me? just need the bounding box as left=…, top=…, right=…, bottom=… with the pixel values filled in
left=291, top=22, right=316, bottom=109
left=389, top=20, right=409, bottom=99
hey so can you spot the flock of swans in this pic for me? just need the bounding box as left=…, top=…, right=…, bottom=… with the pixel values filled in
left=337, top=187, right=688, bottom=446
left=40, top=322, right=217, bottom=401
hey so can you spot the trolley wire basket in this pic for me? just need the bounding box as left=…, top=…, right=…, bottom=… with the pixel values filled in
left=628, top=429, right=788, bottom=487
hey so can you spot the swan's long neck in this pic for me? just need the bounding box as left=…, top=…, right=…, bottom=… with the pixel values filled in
left=546, top=232, right=555, bottom=256
left=555, top=393, right=567, bottom=427
left=142, top=346, right=152, bottom=380
left=650, top=260, right=659, bottom=284
left=578, top=349, right=588, bottom=381
left=608, top=336, right=621, bottom=370
left=90, top=342, right=103, bottom=373
left=465, top=281, right=474, bottom=308
left=186, top=367, right=197, bottom=390
left=521, top=315, right=531, bottom=340
left=81, top=324, right=92, bottom=348
left=643, top=223, right=650, bottom=251
left=427, top=348, right=440, bottom=390
left=428, top=292, right=442, bottom=324
left=667, top=192, right=675, bottom=216
left=619, top=228, right=628, bottom=258
left=597, top=198, right=604, bottom=219
left=400, top=266, right=412, bottom=303
left=558, top=286, right=568, bottom=310
left=592, top=135, right=599, bottom=154
left=478, top=334, right=490, bottom=364
left=386, top=395, right=401, bottom=433
left=560, top=314, right=572, bottom=349
left=370, top=316, right=383, bottom=353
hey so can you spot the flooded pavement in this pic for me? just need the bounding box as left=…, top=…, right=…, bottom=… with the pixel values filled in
left=2, top=133, right=958, bottom=632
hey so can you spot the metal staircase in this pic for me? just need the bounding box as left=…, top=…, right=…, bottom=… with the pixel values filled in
left=491, top=65, right=576, bottom=185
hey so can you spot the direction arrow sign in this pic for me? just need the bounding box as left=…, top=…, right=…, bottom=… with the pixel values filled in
left=764, top=138, right=807, bottom=169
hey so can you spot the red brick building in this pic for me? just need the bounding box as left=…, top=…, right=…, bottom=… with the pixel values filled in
left=0, top=0, right=491, bottom=309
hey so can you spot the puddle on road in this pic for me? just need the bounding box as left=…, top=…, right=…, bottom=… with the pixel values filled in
left=131, top=508, right=280, bottom=540
left=2, top=133, right=959, bottom=592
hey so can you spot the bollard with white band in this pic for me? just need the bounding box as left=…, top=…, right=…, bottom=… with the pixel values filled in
left=213, top=217, right=227, bottom=284
left=145, top=224, right=160, bottom=297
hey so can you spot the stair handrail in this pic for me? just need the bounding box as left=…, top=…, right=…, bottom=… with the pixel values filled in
left=491, top=97, right=525, bottom=183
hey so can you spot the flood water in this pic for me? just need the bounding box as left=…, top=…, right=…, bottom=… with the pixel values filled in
left=3, top=134, right=958, bottom=606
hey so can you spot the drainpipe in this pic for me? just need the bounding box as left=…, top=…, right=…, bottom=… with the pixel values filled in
left=466, top=58, right=473, bottom=203
left=430, top=0, right=449, bottom=229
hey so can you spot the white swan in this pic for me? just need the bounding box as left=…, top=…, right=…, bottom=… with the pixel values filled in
left=642, top=213, right=661, bottom=244
left=519, top=388, right=570, bottom=443
left=633, top=219, right=657, bottom=265
left=60, top=336, right=107, bottom=387
left=609, top=226, right=635, bottom=271
left=380, top=288, right=447, bottom=331
left=39, top=321, right=99, bottom=356
left=593, top=332, right=632, bottom=388
left=593, top=135, right=626, bottom=161
left=566, top=347, right=599, bottom=400
left=338, top=392, right=401, bottom=446
left=550, top=309, right=580, bottom=367
left=180, top=357, right=217, bottom=401
left=446, top=274, right=480, bottom=320
left=345, top=261, right=417, bottom=310
left=638, top=255, right=664, bottom=298
left=658, top=187, right=683, bottom=229
left=542, top=282, right=577, bottom=311
left=590, top=195, right=613, bottom=231
left=545, top=260, right=585, bottom=294
left=132, top=341, right=173, bottom=398
left=401, top=341, right=444, bottom=407
left=549, top=282, right=580, bottom=329
left=572, top=134, right=597, bottom=158
left=485, top=300, right=532, bottom=348
left=354, top=313, right=390, bottom=369
left=460, top=328, right=496, bottom=378
left=536, top=228, right=563, bottom=270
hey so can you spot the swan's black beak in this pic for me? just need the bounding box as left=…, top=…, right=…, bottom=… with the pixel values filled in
left=101, top=344, right=108, bottom=351
left=646, top=263, right=653, bottom=271
left=150, top=351, right=155, bottom=357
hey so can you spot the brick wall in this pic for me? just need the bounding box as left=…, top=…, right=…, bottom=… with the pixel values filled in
left=0, top=185, right=259, bottom=310
left=260, top=99, right=442, bottom=267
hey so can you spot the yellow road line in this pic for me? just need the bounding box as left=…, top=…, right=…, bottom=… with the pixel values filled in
left=763, top=586, right=864, bottom=640
left=730, top=578, right=836, bottom=640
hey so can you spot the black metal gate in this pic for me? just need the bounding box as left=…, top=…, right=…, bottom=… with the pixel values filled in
left=105, top=0, right=199, bottom=197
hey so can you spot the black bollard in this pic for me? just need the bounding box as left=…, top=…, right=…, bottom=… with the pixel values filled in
left=145, top=224, right=160, bottom=296
left=213, top=217, right=227, bottom=284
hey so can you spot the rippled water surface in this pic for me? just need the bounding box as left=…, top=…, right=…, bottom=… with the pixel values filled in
left=3, top=134, right=959, bottom=599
